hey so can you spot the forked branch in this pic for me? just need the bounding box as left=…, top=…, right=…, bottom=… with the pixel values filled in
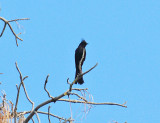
left=0, top=17, right=29, bottom=46
left=14, top=62, right=34, bottom=122
left=24, top=63, right=98, bottom=123
left=21, top=62, right=126, bottom=123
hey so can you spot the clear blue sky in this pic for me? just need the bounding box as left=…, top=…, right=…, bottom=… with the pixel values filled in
left=0, top=0, right=160, bottom=123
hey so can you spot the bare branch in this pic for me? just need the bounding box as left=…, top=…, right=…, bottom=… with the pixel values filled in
left=23, top=76, right=28, bottom=81
left=24, top=63, right=98, bottom=122
left=69, top=63, right=98, bottom=91
left=21, top=76, right=34, bottom=111
left=0, top=17, right=29, bottom=46
left=24, top=91, right=69, bottom=123
left=58, top=99, right=127, bottom=108
left=15, top=33, right=21, bottom=46
left=15, top=63, right=34, bottom=110
left=24, top=91, right=126, bottom=122
left=16, top=84, right=18, bottom=90
left=15, top=62, right=23, bottom=81
left=8, top=18, right=30, bottom=22
left=48, top=106, right=51, bottom=123
left=44, top=74, right=54, bottom=99
left=70, top=92, right=88, bottom=102
left=67, top=78, right=71, bottom=84
left=81, top=63, right=98, bottom=77
left=31, top=118, right=35, bottom=123
left=14, top=62, right=23, bottom=123
left=35, top=111, right=40, bottom=123
left=0, top=22, right=6, bottom=37
left=19, top=110, right=73, bottom=122
left=24, top=63, right=126, bottom=122
left=38, top=111, right=73, bottom=122
left=72, top=88, right=88, bottom=91
left=14, top=62, right=34, bottom=122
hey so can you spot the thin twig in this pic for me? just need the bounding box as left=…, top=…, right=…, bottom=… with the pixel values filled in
left=38, top=111, right=74, bottom=122
left=14, top=62, right=23, bottom=123
left=21, top=76, right=34, bottom=111
left=35, top=111, right=40, bottom=123
left=14, top=62, right=34, bottom=122
left=72, top=88, right=88, bottom=91
left=16, top=84, right=18, bottom=90
left=48, top=106, right=51, bottom=123
left=67, top=78, right=71, bottom=84
left=31, top=118, right=35, bottom=123
left=23, top=76, right=28, bottom=81
left=15, top=33, right=21, bottom=46
left=70, top=92, right=88, bottom=102
left=69, top=63, right=98, bottom=91
left=0, top=22, right=6, bottom=37
left=44, top=74, right=54, bottom=98
left=8, top=18, right=30, bottom=22
left=58, top=99, right=127, bottom=108
left=68, top=96, right=73, bottom=122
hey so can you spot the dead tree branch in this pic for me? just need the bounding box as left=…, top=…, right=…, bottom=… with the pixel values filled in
left=48, top=106, right=51, bottom=123
left=44, top=74, right=54, bottom=99
left=69, top=92, right=88, bottom=102
left=24, top=63, right=98, bottom=123
left=72, top=88, right=88, bottom=91
left=69, top=63, right=98, bottom=91
left=8, top=18, right=30, bottom=22
left=38, top=111, right=73, bottom=122
left=0, top=17, right=29, bottom=46
left=14, top=62, right=24, bottom=123
left=24, top=90, right=70, bottom=123
left=18, top=110, right=73, bottom=122
left=58, top=99, right=127, bottom=108
left=31, top=118, right=35, bottom=123
left=21, top=77, right=34, bottom=111
left=21, top=62, right=126, bottom=123
left=35, top=111, right=40, bottom=123
left=14, top=62, right=34, bottom=122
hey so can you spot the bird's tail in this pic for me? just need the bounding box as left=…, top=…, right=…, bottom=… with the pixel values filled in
left=75, top=69, right=84, bottom=85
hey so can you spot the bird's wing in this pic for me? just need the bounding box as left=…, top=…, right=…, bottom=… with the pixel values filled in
left=75, top=47, right=83, bottom=67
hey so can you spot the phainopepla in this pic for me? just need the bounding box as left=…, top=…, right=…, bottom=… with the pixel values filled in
left=75, top=40, right=88, bottom=84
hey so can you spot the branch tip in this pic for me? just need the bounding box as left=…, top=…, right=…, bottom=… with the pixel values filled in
left=67, top=78, right=71, bottom=84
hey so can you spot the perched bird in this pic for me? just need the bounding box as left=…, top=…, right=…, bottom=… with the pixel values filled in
left=75, top=40, right=88, bottom=84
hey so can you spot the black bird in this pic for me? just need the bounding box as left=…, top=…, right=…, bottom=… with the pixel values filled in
left=75, top=40, right=88, bottom=84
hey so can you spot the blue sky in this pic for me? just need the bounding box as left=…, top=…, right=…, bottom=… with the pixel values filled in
left=0, top=0, right=160, bottom=122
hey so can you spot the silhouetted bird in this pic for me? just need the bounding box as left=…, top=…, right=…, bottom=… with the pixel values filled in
left=75, top=40, right=88, bottom=84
